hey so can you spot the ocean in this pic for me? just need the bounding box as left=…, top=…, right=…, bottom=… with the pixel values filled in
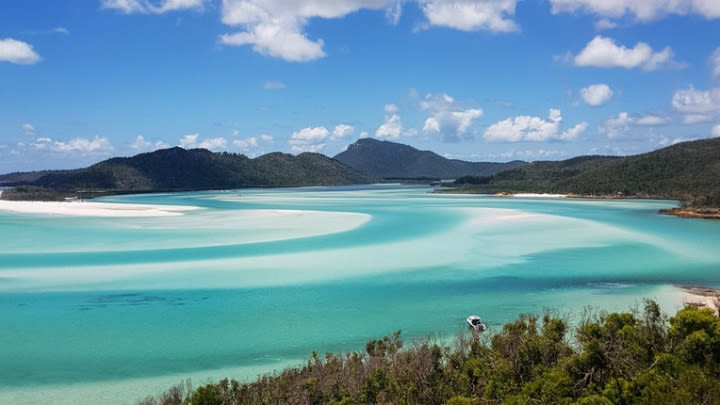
left=1, top=186, right=719, bottom=404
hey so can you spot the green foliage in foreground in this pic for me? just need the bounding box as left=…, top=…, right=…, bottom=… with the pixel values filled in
left=138, top=301, right=720, bottom=405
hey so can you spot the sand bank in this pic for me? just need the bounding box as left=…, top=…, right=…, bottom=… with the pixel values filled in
left=679, top=285, right=720, bottom=315
left=0, top=199, right=201, bottom=217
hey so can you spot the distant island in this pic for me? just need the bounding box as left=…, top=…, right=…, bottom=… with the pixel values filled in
left=1, top=138, right=719, bottom=219
left=333, top=138, right=525, bottom=179
left=441, top=137, right=720, bottom=218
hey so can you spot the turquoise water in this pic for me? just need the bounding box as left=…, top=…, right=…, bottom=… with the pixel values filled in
left=1, top=186, right=720, bottom=404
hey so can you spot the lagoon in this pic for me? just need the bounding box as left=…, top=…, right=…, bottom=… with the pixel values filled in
left=1, top=186, right=719, bottom=404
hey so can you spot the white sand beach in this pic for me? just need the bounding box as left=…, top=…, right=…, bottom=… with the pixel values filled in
left=0, top=197, right=201, bottom=217
left=513, top=193, right=568, bottom=198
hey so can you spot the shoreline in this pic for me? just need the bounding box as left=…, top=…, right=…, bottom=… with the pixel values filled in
left=436, top=188, right=720, bottom=220
left=678, top=285, right=720, bottom=314
left=659, top=207, right=720, bottom=220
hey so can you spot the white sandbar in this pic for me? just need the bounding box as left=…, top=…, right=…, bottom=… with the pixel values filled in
left=0, top=199, right=201, bottom=217
left=512, top=193, right=567, bottom=198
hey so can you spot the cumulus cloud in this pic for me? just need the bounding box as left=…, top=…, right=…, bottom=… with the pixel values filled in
left=0, top=38, right=41, bottom=65
left=599, top=112, right=668, bottom=138
left=572, top=36, right=682, bottom=71
left=384, top=104, right=398, bottom=113
left=420, top=93, right=483, bottom=142
left=376, top=114, right=404, bottom=139
left=32, top=136, right=113, bottom=153
left=672, top=86, right=720, bottom=118
left=233, top=134, right=273, bottom=154
left=548, top=0, right=720, bottom=21
left=417, top=0, right=520, bottom=32
left=580, top=83, right=613, bottom=106
left=131, top=135, right=168, bottom=152
left=233, top=136, right=258, bottom=149
left=289, top=126, right=328, bottom=153
left=218, top=1, right=526, bottom=61
left=101, top=0, right=207, bottom=14
left=22, top=123, right=36, bottom=136
left=484, top=109, right=586, bottom=142
left=594, top=18, right=617, bottom=30
left=713, top=124, right=720, bottom=138
left=331, top=124, right=355, bottom=140
left=179, top=133, right=228, bottom=150
left=219, top=0, right=390, bottom=62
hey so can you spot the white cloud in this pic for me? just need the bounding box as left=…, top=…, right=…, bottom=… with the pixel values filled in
left=635, top=115, right=667, bottom=125
left=385, top=0, right=403, bottom=24
left=131, top=135, right=168, bottom=152
left=264, top=80, right=286, bottom=89
left=594, top=18, right=617, bottom=30
left=549, top=0, right=720, bottom=21
left=573, top=36, right=681, bottom=71
left=101, top=0, right=207, bottom=14
left=417, top=0, right=520, bottom=32
left=331, top=124, right=355, bottom=140
left=384, top=103, right=398, bottom=113
left=599, top=112, right=668, bottom=138
left=711, top=48, right=720, bottom=79
left=683, top=114, right=712, bottom=124
left=560, top=122, right=589, bottom=140
left=376, top=114, right=404, bottom=139
left=219, top=0, right=390, bottom=62
left=289, top=126, right=328, bottom=153
left=219, top=25, right=326, bottom=62
left=580, top=83, right=613, bottom=106
left=0, top=38, right=41, bottom=65
left=484, top=109, right=586, bottom=142
left=198, top=137, right=228, bottom=150
left=713, top=124, right=720, bottom=138
left=420, top=92, right=483, bottom=142
left=233, top=134, right=273, bottom=153
left=179, top=133, right=199, bottom=148
left=672, top=85, right=720, bottom=115
left=233, top=137, right=258, bottom=149
left=22, top=123, right=36, bottom=136
left=359, top=131, right=369, bottom=138
left=178, top=133, right=228, bottom=150
left=32, top=136, right=113, bottom=153
left=218, top=1, right=525, bottom=62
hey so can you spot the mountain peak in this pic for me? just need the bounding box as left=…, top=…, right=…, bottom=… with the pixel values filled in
left=335, top=139, right=524, bottom=178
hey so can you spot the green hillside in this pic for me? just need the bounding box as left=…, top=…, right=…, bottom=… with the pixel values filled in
left=0, top=147, right=377, bottom=200
left=334, top=138, right=525, bottom=179
left=452, top=137, right=720, bottom=207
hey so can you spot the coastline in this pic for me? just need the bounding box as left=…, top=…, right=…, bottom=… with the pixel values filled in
left=658, top=207, right=720, bottom=220
left=436, top=188, right=720, bottom=220
left=678, top=285, right=720, bottom=314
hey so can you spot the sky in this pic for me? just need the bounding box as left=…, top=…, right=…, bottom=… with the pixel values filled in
left=1, top=0, right=719, bottom=172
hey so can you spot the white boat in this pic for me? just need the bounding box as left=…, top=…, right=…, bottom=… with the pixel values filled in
left=466, top=315, right=486, bottom=332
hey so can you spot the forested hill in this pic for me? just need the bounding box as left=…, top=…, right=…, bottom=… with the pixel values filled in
left=334, top=138, right=525, bottom=179
left=0, top=147, right=378, bottom=199
left=453, top=137, right=720, bottom=206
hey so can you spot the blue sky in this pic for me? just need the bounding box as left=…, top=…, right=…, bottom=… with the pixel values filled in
left=1, top=0, right=719, bottom=172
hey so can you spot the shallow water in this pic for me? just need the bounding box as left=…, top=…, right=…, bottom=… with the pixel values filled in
left=1, top=186, right=719, bottom=404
